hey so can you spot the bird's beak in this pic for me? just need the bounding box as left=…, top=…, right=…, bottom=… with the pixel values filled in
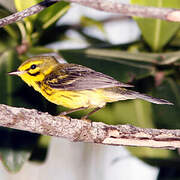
left=8, top=71, right=26, bottom=76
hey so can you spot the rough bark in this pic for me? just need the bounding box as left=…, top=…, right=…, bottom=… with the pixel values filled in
left=0, top=104, right=180, bottom=150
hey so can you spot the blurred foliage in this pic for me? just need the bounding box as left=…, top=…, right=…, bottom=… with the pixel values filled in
left=0, top=0, right=180, bottom=177
left=131, top=0, right=180, bottom=51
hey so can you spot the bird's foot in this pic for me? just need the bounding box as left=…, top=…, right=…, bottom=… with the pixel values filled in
left=58, top=112, right=71, bottom=121
left=81, top=116, right=92, bottom=126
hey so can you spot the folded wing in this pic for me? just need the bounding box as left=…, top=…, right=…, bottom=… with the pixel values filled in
left=44, top=64, right=133, bottom=90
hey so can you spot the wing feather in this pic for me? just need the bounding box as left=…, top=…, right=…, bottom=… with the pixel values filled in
left=44, top=64, right=133, bottom=90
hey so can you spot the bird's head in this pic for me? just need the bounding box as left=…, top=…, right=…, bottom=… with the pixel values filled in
left=8, top=56, right=59, bottom=86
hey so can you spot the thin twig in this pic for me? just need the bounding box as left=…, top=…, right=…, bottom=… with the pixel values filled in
left=0, top=104, right=180, bottom=150
left=0, top=0, right=57, bottom=27
left=1, top=0, right=180, bottom=28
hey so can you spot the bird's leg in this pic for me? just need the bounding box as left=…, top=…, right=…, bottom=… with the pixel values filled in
left=60, top=107, right=88, bottom=116
left=81, top=107, right=102, bottom=120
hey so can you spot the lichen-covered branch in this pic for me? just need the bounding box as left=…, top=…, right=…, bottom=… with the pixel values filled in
left=1, top=0, right=180, bottom=28
left=1, top=104, right=180, bottom=150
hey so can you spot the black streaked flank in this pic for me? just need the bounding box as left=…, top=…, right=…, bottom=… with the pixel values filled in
left=36, top=81, right=41, bottom=88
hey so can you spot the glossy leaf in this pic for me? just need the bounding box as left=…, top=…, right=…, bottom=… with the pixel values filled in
left=131, top=0, right=180, bottom=51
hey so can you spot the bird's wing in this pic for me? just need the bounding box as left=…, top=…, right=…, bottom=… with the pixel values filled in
left=44, top=64, right=133, bottom=90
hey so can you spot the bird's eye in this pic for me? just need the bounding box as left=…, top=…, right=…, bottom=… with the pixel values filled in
left=31, top=64, right=36, bottom=69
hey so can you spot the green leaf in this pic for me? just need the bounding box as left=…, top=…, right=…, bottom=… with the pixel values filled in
left=14, top=0, right=70, bottom=43
left=80, top=16, right=105, bottom=34
left=14, top=1, right=70, bottom=35
left=35, top=1, right=70, bottom=30
left=156, top=51, right=180, bottom=65
left=131, top=0, right=180, bottom=51
left=60, top=48, right=155, bottom=82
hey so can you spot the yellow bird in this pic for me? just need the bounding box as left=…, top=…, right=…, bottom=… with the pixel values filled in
left=9, top=56, right=172, bottom=119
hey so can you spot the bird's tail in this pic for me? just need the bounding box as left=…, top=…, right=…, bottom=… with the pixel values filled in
left=103, top=87, right=173, bottom=105
left=126, top=90, right=173, bottom=105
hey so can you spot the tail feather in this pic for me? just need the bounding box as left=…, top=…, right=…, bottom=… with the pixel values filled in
left=128, top=90, right=173, bottom=105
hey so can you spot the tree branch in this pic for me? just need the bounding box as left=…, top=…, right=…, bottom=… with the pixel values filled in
left=0, top=0, right=57, bottom=27
left=1, top=104, right=180, bottom=150
left=1, top=0, right=180, bottom=28
left=65, top=0, right=180, bottom=22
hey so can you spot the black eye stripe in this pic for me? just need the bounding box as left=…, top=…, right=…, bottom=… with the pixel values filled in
left=25, top=65, right=38, bottom=71
left=27, top=71, right=40, bottom=76
left=25, top=65, right=37, bottom=71
left=25, top=64, right=39, bottom=76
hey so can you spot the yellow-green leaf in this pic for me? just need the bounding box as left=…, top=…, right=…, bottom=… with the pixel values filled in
left=80, top=16, right=105, bottom=34
left=14, top=0, right=42, bottom=33
left=14, top=0, right=42, bottom=21
left=36, top=1, right=70, bottom=29
left=131, top=0, right=180, bottom=51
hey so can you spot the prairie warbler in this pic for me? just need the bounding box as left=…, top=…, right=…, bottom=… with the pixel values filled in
left=9, top=56, right=172, bottom=119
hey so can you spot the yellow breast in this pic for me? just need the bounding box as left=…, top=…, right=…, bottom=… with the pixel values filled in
left=22, top=75, right=123, bottom=109
left=42, top=88, right=107, bottom=109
